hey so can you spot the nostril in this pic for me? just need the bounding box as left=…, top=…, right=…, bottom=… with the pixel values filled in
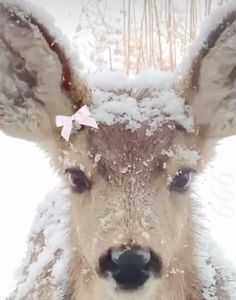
left=98, top=249, right=117, bottom=275
left=98, top=247, right=162, bottom=290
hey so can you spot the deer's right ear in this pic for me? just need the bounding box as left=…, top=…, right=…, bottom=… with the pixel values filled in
left=179, top=5, right=236, bottom=140
left=0, top=2, right=91, bottom=144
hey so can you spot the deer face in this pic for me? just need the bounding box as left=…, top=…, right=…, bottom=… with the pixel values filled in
left=2, top=1, right=236, bottom=299
left=59, top=89, right=201, bottom=298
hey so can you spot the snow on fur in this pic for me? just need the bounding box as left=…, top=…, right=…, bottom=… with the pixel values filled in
left=7, top=186, right=236, bottom=299
left=2, top=0, right=236, bottom=299
left=7, top=188, right=72, bottom=300
left=5, top=71, right=235, bottom=300
left=91, top=70, right=194, bottom=135
left=178, top=0, right=236, bottom=81
left=0, top=0, right=82, bottom=71
left=196, top=236, right=236, bottom=299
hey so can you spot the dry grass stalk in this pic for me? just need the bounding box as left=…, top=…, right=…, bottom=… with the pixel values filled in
left=78, top=0, right=229, bottom=74
left=121, top=0, right=229, bottom=73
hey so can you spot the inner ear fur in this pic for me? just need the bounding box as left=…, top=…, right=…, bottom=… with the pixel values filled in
left=190, top=10, right=236, bottom=91
left=181, top=8, right=236, bottom=140
left=0, top=1, right=91, bottom=142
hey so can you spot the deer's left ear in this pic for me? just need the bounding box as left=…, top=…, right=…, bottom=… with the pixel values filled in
left=180, top=7, right=236, bottom=140
left=0, top=1, right=91, bottom=143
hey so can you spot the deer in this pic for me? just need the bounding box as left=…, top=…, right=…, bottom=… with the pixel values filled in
left=1, top=0, right=236, bottom=299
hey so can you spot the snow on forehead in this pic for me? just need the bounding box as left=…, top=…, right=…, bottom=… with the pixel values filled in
left=91, top=70, right=194, bottom=134
left=90, top=69, right=175, bottom=91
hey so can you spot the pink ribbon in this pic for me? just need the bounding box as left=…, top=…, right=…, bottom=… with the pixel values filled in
left=56, top=105, right=98, bottom=141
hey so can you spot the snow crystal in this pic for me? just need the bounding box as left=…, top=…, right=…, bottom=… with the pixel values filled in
left=93, top=153, right=102, bottom=165
left=176, top=146, right=200, bottom=166
left=162, top=146, right=200, bottom=167
left=167, top=175, right=173, bottom=186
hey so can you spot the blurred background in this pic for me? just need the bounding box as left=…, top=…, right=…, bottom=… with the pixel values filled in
left=0, top=0, right=235, bottom=298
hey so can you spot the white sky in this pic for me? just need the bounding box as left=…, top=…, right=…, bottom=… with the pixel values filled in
left=0, top=133, right=59, bottom=298
left=1, top=0, right=236, bottom=299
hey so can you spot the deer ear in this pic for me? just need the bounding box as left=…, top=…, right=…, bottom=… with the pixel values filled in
left=180, top=6, right=236, bottom=140
left=0, top=2, right=91, bottom=143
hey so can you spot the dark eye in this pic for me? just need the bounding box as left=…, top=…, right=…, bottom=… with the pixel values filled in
left=170, top=169, right=195, bottom=192
left=65, top=168, right=91, bottom=193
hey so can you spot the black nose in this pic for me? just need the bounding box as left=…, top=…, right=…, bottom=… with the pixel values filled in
left=99, top=247, right=162, bottom=290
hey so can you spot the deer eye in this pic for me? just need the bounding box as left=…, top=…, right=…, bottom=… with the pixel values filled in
left=170, top=169, right=195, bottom=192
left=65, top=168, right=91, bottom=193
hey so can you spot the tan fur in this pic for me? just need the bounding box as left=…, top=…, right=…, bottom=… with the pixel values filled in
left=2, top=2, right=236, bottom=300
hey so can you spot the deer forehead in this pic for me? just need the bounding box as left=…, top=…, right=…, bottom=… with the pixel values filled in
left=58, top=86, right=198, bottom=179
left=90, top=123, right=175, bottom=181
left=58, top=123, right=200, bottom=186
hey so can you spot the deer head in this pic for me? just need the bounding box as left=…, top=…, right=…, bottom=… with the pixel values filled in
left=1, top=1, right=236, bottom=299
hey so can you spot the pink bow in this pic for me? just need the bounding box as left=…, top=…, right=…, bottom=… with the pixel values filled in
left=56, top=105, right=98, bottom=141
